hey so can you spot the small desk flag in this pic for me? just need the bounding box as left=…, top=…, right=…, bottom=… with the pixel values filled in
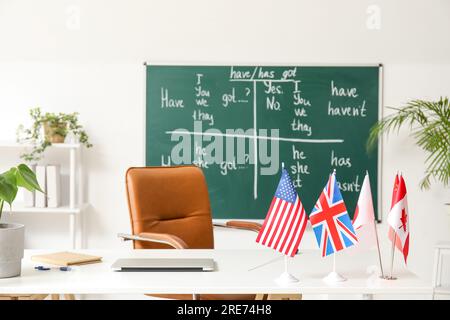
left=256, top=168, right=308, bottom=257
left=387, top=174, right=399, bottom=249
left=352, top=172, right=377, bottom=250
left=310, top=171, right=358, bottom=257
left=388, top=174, right=410, bottom=263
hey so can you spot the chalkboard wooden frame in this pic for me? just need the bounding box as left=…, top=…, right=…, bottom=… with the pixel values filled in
left=143, top=62, right=384, bottom=223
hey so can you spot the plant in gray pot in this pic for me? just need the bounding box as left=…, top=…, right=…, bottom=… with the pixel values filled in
left=0, top=164, right=42, bottom=278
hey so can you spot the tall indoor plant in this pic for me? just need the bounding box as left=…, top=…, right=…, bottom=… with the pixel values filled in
left=367, top=97, right=450, bottom=211
left=0, top=164, right=42, bottom=278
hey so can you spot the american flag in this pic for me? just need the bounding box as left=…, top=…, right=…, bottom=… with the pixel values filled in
left=310, top=172, right=358, bottom=257
left=256, top=168, right=308, bottom=257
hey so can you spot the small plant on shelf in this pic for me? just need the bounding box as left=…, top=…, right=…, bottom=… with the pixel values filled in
left=0, top=164, right=43, bottom=220
left=16, top=107, right=93, bottom=162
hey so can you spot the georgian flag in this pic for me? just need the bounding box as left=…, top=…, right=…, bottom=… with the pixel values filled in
left=387, top=174, right=410, bottom=263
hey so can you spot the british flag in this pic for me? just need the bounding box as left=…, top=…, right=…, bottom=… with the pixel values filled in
left=309, top=172, right=358, bottom=257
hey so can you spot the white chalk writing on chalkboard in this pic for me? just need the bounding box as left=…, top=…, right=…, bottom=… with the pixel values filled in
left=331, top=80, right=359, bottom=98
left=330, top=150, right=352, bottom=168
left=195, top=73, right=210, bottom=107
left=161, top=88, right=184, bottom=108
left=328, top=100, right=367, bottom=117
left=147, top=65, right=380, bottom=219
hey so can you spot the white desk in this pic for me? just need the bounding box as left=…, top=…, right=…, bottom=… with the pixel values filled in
left=0, top=249, right=432, bottom=298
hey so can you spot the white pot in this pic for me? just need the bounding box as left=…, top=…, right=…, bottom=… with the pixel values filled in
left=0, top=223, right=24, bottom=278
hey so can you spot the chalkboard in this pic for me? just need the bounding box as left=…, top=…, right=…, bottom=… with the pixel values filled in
left=146, top=65, right=381, bottom=220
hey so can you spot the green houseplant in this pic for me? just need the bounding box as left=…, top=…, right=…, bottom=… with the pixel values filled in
left=0, top=164, right=42, bottom=278
left=17, top=107, right=93, bottom=163
left=367, top=97, right=450, bottom=191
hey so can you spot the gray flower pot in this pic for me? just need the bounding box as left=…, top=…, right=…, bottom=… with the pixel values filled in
left=0, top=223, right=24, bottom=278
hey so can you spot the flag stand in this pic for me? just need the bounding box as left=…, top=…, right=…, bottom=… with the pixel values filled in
left=385, top=233, right=397, bottom=280
left=365, top=170, right=385, bottom=279
left=323, top=254, right=347, bottom=283
left=275, top=255, right=299, bottom=285
left=373, top=218, right=385, bottom=279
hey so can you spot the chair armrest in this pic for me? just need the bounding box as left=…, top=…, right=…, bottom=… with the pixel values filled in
left=213, top=221, right=262, bottom=233
left=117, top=232, right=189, bottom=249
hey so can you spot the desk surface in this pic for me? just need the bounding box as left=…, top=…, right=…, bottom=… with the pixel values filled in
left=0, top=249, right=432, bottom=295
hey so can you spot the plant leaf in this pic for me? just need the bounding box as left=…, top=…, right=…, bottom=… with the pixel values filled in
left=15, top=164, right=43, bottom=192
left=0, top=171, right=18, bottom=205
left=367, top=97, right=450, bottom=189
left=0, top=199, right=4, bottom=220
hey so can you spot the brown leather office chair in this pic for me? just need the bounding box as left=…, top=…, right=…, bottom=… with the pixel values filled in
left=120, top=165, right=263, bottom=300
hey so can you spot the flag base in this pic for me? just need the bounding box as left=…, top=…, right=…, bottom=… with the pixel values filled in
left=323, top=271, right=347, bottom=283
left=275, top=271, right=299, bottom=285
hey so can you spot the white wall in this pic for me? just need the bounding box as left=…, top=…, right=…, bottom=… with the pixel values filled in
left=0, top=0, right=449, bottom=290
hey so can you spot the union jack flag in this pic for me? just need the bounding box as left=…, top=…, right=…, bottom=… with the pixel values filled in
left=309, top=172, right=358, bottom=257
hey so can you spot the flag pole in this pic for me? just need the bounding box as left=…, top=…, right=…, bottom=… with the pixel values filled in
left=388, top=233, right=397, bottom=280
left=367, top=170, right=385, bottom=279
left=284, top=255, right=288, bottom=274
left=387, top=171, right=401, bottom=280
left=322, top=169, right=347, bottom=283
left=275, top=254, right=299, bottom=284
left=274, top=161, right=299, bottom=285
left=333, top=253, right=336, bottom=273
left=324, top=252, right=346, bottom=283
left=374, top=219, right=385, bottom=278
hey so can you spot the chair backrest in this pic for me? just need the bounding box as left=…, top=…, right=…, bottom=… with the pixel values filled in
left=125, top=166, right=214, bottom=249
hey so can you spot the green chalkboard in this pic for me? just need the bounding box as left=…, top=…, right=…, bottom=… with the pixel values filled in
left=146, top=65, right=380, bottom=220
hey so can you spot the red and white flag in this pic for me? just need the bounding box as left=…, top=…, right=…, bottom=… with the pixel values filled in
left=387, top=174, right=410, bottom=263
left=256, top=168, right=308, bottom=257
left=352, top=172, right=377, bottom=250
left=387, top=174, right=400, bottom=254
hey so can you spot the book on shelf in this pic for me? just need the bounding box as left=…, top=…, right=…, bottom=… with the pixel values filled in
left=46, top=164, right=61, bottom=208
left=35, top=165, right=47, bottom=208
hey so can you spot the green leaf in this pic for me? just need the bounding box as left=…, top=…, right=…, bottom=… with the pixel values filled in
left=367, top=97, right=450, bottom=189
left=0, top=172, right=18, bottom=205
left=0, top=200, right=4, bottom=220
left=15, top=164, right=43, bottom=192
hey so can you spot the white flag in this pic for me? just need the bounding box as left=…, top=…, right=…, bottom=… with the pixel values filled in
left=352, top=172, right=377, bottom=250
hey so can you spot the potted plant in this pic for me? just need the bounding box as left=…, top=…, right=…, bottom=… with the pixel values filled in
left=16, top=107, right=93, bottom=162
left=367, top=97, right=450, bottom=213
left=0, top=164, right=42, bottom=278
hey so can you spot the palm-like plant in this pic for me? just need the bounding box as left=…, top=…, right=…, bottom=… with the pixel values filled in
left=367, top=97, right=450, bottom=190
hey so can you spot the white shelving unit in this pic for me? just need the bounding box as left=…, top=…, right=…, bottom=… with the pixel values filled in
left=0, top=141, right=86, bottom=249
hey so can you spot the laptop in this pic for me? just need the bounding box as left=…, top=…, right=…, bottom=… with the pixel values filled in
left=111, top=258, right=215, bottom=272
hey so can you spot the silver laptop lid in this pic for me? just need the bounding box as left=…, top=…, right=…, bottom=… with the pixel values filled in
left=111, top=258, right=215, bottom=272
